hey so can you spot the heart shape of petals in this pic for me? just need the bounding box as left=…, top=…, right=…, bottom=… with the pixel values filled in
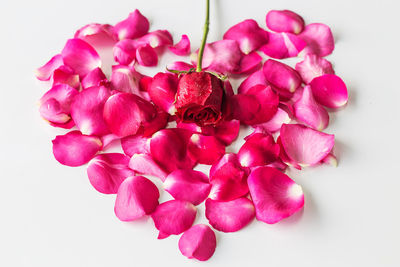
left=179, top=224, right=216, bottom=261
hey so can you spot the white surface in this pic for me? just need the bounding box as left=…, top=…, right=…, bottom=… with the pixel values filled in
left=1, top=0, right=400, bottom=266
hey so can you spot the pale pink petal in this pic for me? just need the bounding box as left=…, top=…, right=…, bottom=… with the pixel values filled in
left=61, top=38, right=101, bottom=77
left=110, top=65, right=143, bottom=95
left=238, top=132, right=280, bottom=167
left=263, top=59, right=302, bottom=93
left=223, top=19, right=268, bottom=54
left=135, top=30, right=173, bottom=49
left=121, top=135, right=150, bottom=157
left=295, top=54, right=334, bottom=84
left=299, top=23, right=335, bottom=57
left=309, top=74, right=348, bottom=108
left=35, top=54, right=63, bottom=81
left=255, top=107, right=291, bottom=133
left=179, top=224, right=216, bottom=261
left=294, top=85, right=329, bottom=130
left=74, top=23, right=116, bottom=47
left=52, top=66, right=80, bottom=89
left=52, top=131, right=102, bottom=167
left=237, top=70, right=269, bottom=94
left=113, top=39, right=137, bottom=65
left=260, top=32, right=306, bottom=59
left=266, top=10, right=305, bottom=34
left=114, top=176, right=159, bottom=221
left=81, top=67, right=107, bottom=90
left=188, top=134, right=225, bottom=165
left=169, top=34, right=190, bottom=56
left=136, top=44, right=158, bottom=66
left=167, top=61, right=194, bottom=72
left=87, top=153, right=134, bottom=194
left=129, top=153, right=168, bottom=181
left=148, top=72, right=178, bottom=114
left=205, top=198, right=255, bottom=232
left=164, top=169, right=211, bottom=205
left=233, top=51, right=262, bottom=74
left=151, top=200, right=197, bottom=239
left=248, top=166, right=304, bottom=224
left=280, top=123, right=335, bottom=166
left=321, top=153, right=338, bottom=167
left=103, top=93, right=156, bottom=137
left=114, top=9, right=149, bottom=40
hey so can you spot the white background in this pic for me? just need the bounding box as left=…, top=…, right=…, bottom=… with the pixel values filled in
left=1, top=0, right=400, bottom=266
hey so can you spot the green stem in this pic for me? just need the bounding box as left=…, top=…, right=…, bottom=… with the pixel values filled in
left=196, top=0, right=210, bottom=72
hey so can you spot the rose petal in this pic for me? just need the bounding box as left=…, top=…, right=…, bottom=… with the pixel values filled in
left=61, top=38, right=101, bottom=77
left=103, top=92, right=156, bottom=137
left=52, top=66, right=80, bottom=89
left=35, top=54, right=63, bottom=81
left=114, top=10, right=149, bottom=40
left=87, top=153, right=134, bottom=194
left=263, top=59, right=302, bottom=93
left=101, top=134, right=120, bottom=149
left=229, top=94, right=260, bottom=124
left=237, top=70, right=269, bottom=94
left=81, top=67, right=107, bottom=90
left=121, top=135, right=150, bottom=157
left=294, top=85, right=329, bottom=130
left=238, top=132, right=280, bottom=167
left=148, top=72, right=178, bottom=114
left=129, top=153, right=168, bottom=181
left=164, top=169, right=211, bottom=205
left=244, top=84, right=279, bottom=125
left=114, top=176, right=159, bottom=221
left=212, top=119, right=240, bottom=145
left=52, top=131, right=102, bottom=167
left=141, top=109, right=169, bottom=137
left=136, top=44, right=158, bottom=66
left=260, top=32, right=306, bottom=59
left=110, top=65, right=143, bottom=95
left=277, top=136, right=301, bottom=170
left=188, top=134, right=225, bottom=165
left=205, top=198, right=255, bottom=232
left=135, top=30, right=173, bottom=49
left=321, top=153, right=338, bottom=167
left=151, top=200, right=197, bottom=239
left=169, top=34, right=191, bottom=56
left=299, top=23, right=335, bottom=57
left=309, top=74, right=348, bottom=108
left=295, top=54, right=334, bottom=84
left=223, top=19, right=268, bottom=54
left=113, top=39, right=137, bottom=65
left=266, top=10, right=305, bottom=34
left=167, top=61, right=194, bottom=72
left=179, top=224, right=216, bottom=261
left=74, top=23, right=116, bottom=47
left=254, top=107, right=291, bottom=133
left=248, top=166, right=304, bottom=224
left=280, top=123, right=335, bottom=166
left=233, top=51, right=263, bottom=74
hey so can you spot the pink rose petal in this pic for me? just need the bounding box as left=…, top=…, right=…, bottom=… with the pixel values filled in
left=188, top=134, right=225, bottom=165
left=87, top=153, right=134, bottom=194
left=110, top=65, right=143, bottom=95
left=81, top=67, right=107, bottom=90
left=294, top=85, right=329, bottom=130
left=238, top=132, right=280, bottom=167
left=148, top=72, right=178, bottom=114
left=135, top=30, right=173, bottom=49
left=164, top=169, right=211, bottom=205
left=52, top=66, right=80, bottom=89
left=114, top=176, right=159, bottom=221
left=52, top=131, right=102, bottom=167
left=212, top=119, right=240, bottom=146
left=237, top=70, right=269, bottom=94
left=260, top=32, right=306, bottom=59
left=299, top=23, right=335, bottom=57
left=136, top=44, right=158, bottom=66
left=140, top=109, right=169, bottom=137
left=121, top=135, right=150, bottom=157
left=223, top=19, right=268, bottom=54
left=114, top=9, right=149, bottom=40
left=277, top=136, right=301, bottom=170
left=169, top=34, right=191, bottom=56
left=61, top=38, right=101, bottom=77
left=295, top=54, right=334, bottom=84
left=74, top=23, right=116, bottom=47
left=35, top=54, right=63, bottom=81
left=248, top=166, right=304, bottom=224
left=129, top=153, right=168, bottom=181
left=280, top=123, right=335, bottom=166
left=113, top=39, right=137, bottom=65
left=309, top=74, right=348, bottom=109
left=266, top=10, right=305, bottom=34
left=234, top=51, right=263, bottom=74
left=321, top=153, right=338, bottom=167
left=167, top=61, right=194, bottom=72
left=179, top=224, right=216, bottom=261
left=205, top=198, right=255, bottom=232
left=255, top=107, right=291, bottom=133
left=151, top=200, right=197, bottom=239
left=229, top=94, right=260, bottom=124
left=263, top=59, right=302, bottom=93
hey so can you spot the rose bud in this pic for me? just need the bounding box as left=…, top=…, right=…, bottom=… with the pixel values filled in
left=175, top=71, right=224, bottom=126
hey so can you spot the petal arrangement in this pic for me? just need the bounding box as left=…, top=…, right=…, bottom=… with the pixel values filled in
left=36, top=8, right=347, bottom=261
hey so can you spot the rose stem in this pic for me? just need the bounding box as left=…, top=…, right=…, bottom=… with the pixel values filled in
left=196, top=0, right=210, bottom=72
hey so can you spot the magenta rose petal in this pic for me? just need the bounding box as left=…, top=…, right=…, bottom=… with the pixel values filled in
left=121, top=135, right=150, bottom=157
left=87, top=153, right=134, bottom=194
left=248, top=166, right=304, bottom=224
left=113, top=39, right=137, bottom=65
left=179, top=224, right=216, bottom=261
left=103, top=92, right=156, bottom=137
left=35, top=54, right=63, bottom=81
left=141, top=109, right=169, bottom=137
left=205, top=198, right=255, bottom=232
left=148, top=72, right=178, bottom=114
left=81, top=67, right=107, bottom=89
left=234, top=51, right=263, bottom=74
left=169, top=34, right=191, bottom=56
left=237, top=70, right=269, bottom=94
left=294, top=85, right=329, bottom=130
left=52, top=131, right=102, bottom=167
left=212, top=119, right=240, bottom=145
left=110, top=65, right=143, bottom=95
left=188, top=134, right=225, bottom=165
left=266, top=10, right=305, bottom=34
left=263, top=59, right=302, bottom=93
left=52, top=66, right=80, bottom=89
left=229, top=94, right=260, bottom=124
left=280, top=123, right=335, bottom=166
left=255, top=107, right=291, bottom=133
left=151, top=200, right=197, bottom=239
left=260, top=31, right=306, bottom=59
left=295, top=54, right=335, bottom=84
left=223, top=19, right=268, bottom=54
left=136, top=44, right=158, bottom=66
left=114, top=176, right=159, bottom=221
left=164, top=169, right=211, bottom=205
left=299, top=23, right=335, bottom=57
left=309, top=74, right=348, bottom=109
left=114, top=9, right=149, bottom=40
left=70, top=85, right=111, bottom=136
left=238, top=132, right=280, bottom=168
left=167, top=61, right=194, bottom=71
left=61, top=38, right=101, bottom=77
left=74, top=23, right=116, bottom=47
left=129, top=153, right=168, bottom=181
left=135, top=30, right=173, bottom=48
